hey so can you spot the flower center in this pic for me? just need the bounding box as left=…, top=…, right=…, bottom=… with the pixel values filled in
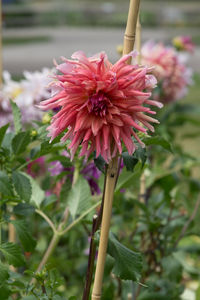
left=88, top=92, right=108, bottom=117
left=11, top=87, right=23, bottom=99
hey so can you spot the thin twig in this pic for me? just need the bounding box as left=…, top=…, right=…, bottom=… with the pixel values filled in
left=60, top=200, right=101, bottom=236
left=35, top=209, right=57, bottom=234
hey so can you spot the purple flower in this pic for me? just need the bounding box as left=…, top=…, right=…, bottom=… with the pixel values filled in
left=48, top=152, right=101, bottom=195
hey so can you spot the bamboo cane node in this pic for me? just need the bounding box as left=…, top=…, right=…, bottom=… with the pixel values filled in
left=124, top=33, right=136, bottom=41
left=92, top=293, right=101, bottom=300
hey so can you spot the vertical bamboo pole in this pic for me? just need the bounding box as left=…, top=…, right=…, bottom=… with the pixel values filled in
left=135, top=15, right=142, bottom=64
left=91, top=1, right=140, bottom=299
left=91, top=156, right=118, bottom=300
left=123, top=0, right=140, bottom=57
left=9, top=216, right=17, bottom=273
left=135, top=13, right=146, bottom=205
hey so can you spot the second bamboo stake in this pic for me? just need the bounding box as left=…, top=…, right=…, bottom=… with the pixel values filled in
left=91, top=157, right=118, bottom=300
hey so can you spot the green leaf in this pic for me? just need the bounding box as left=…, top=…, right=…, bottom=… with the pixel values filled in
left=10, top=100, right=22, bottom=133
left=39, top=140, right=54, bottom=156
left=20, top=173, right=45, bottom=207
left=0, top=285, right=11, bottom=300
left=134, top=145, right=147, bottom=168
left=12, top=131, right=31, bottom=155
left=196, top=285, right=200, bottom=300
left=115, top=164, right=142, bottom=193
left=34, top=138, right=61, bottom=158
left=122, top=152, right=138, bottom=172
left=144, top=136, right=173, bottom=153
left=22, top=296, right=37, bottom=300
left=13, top=203, right=35, bottom=216
left=1, top=132, right=14, bottom=151
left=0, top=262, right=9, bottom=285
left=0, top=124, right=9, bottom=147
left=60, top=179, right=71, bottom=203
left=11, top=219, right=36, bottom=252
left=0, top=171, right=13, bottom=197
left=107, top=233, right=142, bottom=281
left=30, top=180, right=45, bottom=208
left=67, top=176, right=91, bottom=219
left=94, top=155, right=106, bottom=173
left=0, top=242, right=25, bottom=267
left=12, top=171, right=32, bottom=202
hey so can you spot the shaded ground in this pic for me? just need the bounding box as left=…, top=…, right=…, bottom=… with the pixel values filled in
left=3, top=26, right=200, bottom=75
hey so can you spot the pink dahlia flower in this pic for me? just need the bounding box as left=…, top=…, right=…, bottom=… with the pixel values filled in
left=39, top=51, right=162, bottom=162
left=172, top=36, right=195, bottom=53
left=141, top=41, right=193, bottom=104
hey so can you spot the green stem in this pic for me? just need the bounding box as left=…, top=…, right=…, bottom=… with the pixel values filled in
left=31, top=200, right=101, bottom=284
left=15, top=158, right=36, bottom=171
left=36, top=233, right=60, bottom=273
left=35, top=209, right=57, bottom=234
left=30, top=233, right=60, bottom=285
left=59, top=200, right=101, bottom=236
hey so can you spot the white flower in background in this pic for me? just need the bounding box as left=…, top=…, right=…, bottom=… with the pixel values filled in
left=0, top=68, right=53, bottom=128
left=21, top=68, right=53, bottom=105
left=0, top=71, right=23, bottom=111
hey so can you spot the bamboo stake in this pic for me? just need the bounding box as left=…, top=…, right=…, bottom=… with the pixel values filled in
left=135, top=15, right=142, bottom=64
left=91, top=156, right=118, bottom=300
left=9, top=216, right=17, bottom=273
left=92, top=3, right=141, bottom=299
left=135, top=12, right=146, bottom=204
left=123, top=0, right=140, bottom=57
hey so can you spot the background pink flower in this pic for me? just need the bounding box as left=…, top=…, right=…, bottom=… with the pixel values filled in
left=141, top=41, right=193, bottom=104
left=39, top=51, right=162, bottom=162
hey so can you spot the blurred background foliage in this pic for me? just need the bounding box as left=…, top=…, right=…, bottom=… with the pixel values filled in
left=2, top=0, right=200, bottom=28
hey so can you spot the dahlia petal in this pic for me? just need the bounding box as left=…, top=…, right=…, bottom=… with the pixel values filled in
left=111, top=126, right=122, bottom=153
left=145, top=99, right=164, bottom=108
left=57, top=62, right=74, bottom=74
left=137, top=112, right=160, bottom=124
left=83, top=128, right=92, bottom=142
left=95, top=134, right=102, bottom=158
left=112, top=51, right=138, bottom=72
left=102, top=126, right=110, bottom=151
left=80, top=141, right=89, bottom=157
left=121, top=128, right=135, bottom=155
left=131, top=129, right=145, bottom=148
left=61, top=128, right=73, bottom=142
left=69, top=131, right=84, bottom=149
left=121, top=114, right=146, bottom=132
left=92, top=117, right=103, bottom=136
left=141, top=120, right=155, bottom=132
